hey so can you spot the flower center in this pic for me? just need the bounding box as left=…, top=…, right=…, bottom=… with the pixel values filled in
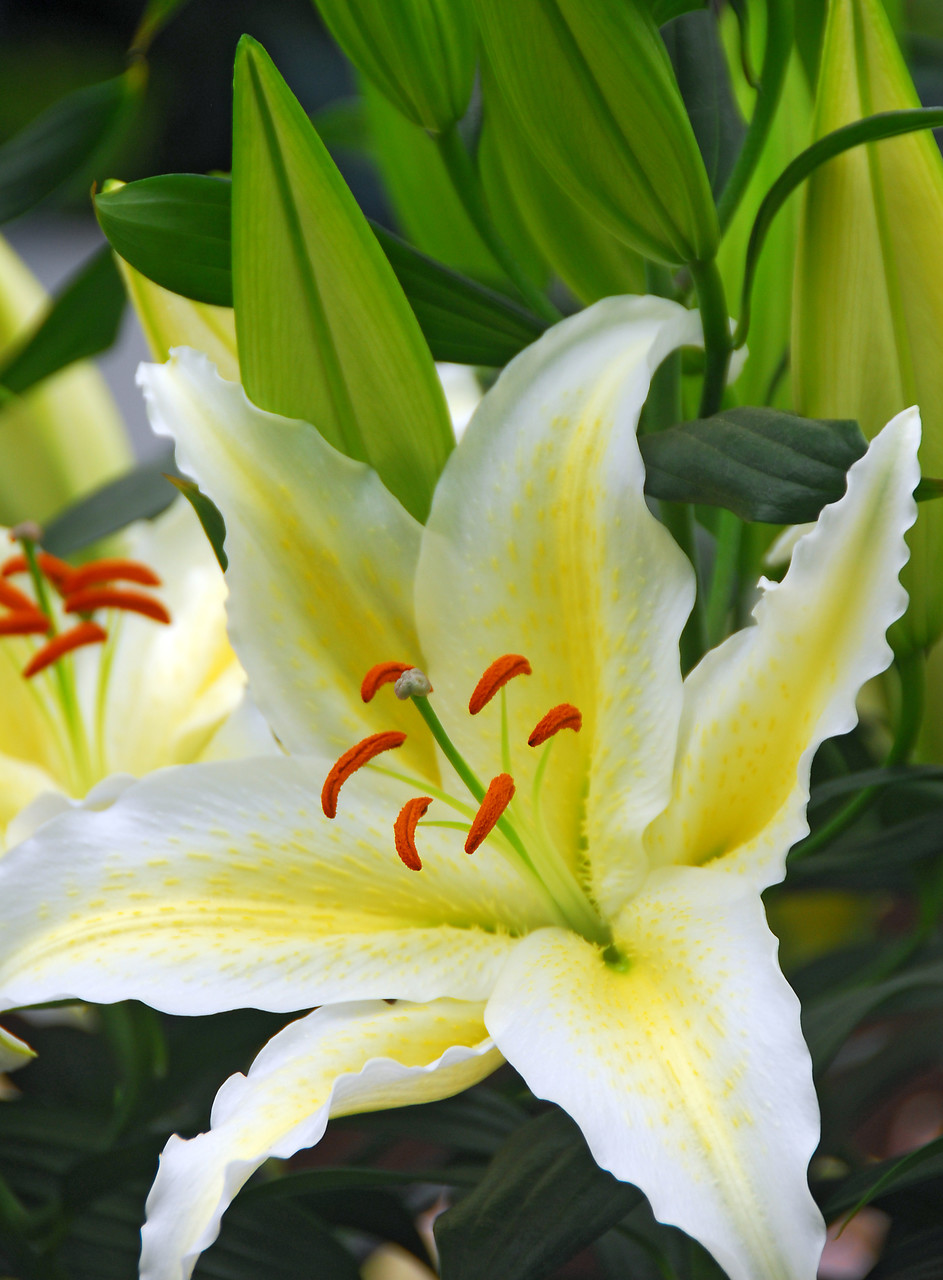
left=1, top=524, right=171, bottom=793
left=320, top=653, right=610, bottom=944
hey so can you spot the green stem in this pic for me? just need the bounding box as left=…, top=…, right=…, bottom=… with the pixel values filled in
left=790, top=650, right=926, bottom=862
left=435, top=126, right=562, bottom=324
left=717, top=0, right=795, bottom=234
left=690, top=257, right=732, bottom=418
left=706, top=510, right=742, bottom=646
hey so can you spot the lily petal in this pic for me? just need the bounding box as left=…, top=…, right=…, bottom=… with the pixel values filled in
left=485, top=865, right=825, bottom=1280
left=0, top=757, right=551, bottom=1014
left=417, top=297, right=699, bottom=912
left=141, top=999, right=498, bottom=1280
left=138, top=350, right=435, bottom=778
left=644, top=408, right=920, bottom=890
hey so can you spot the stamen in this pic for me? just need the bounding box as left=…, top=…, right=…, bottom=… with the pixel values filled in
left=0, top=610, right=52, bottom=636
left=66, top=558, right=162, bottom=592
left=465, top=773, right=515, bottom=854
left=361, top=661, right=412, bottom=703
left=0, top=579, right=36, bottom=611
left=469, top=654, right=532, bottom=714
left=321, top=731, right=407, bottom=818
left=23, top=622, right=107, bottom=678
left=2, top=552, right=75, bottom=592
left=63, top=587, right=171, bottom=625
left=393, top=796, right=432, bottom=870
left=528, top=703, right=583, bottom=747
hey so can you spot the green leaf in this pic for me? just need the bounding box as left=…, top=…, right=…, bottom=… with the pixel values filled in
left=131, top=0, right=195, bottom=54
left=232, top=36, right=453, bottom=522
left=0, top=247, right=125, bottom=397
left=737, top=106, right=943, bottom=348
left=43, top=451, right=179, bottom=556
left=0, top=67, right=145, bottom=225
left=194, top=1198, right=362, bottom=1280
left=434, top=1108, right=642, bottom=1280
left=787, top=811, right=943, bottom=891
left=343, top=1085, right=528, bottom=1156
left=824, top=1137, right=943, bottom=1219
left=640, top=407, right=867, bottom=522
left=93, top=173, right=547, bottom=365
left=166, top=475, right=228, bottom=571
left=96, top=174, right=232, bottom=308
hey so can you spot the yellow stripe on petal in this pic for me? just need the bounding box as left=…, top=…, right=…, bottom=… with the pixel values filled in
left=141, top=999, right=498, bottom=1280
left=485, top=867, right=825, bottom=1280
left=644, top=409, right=919, bottom=890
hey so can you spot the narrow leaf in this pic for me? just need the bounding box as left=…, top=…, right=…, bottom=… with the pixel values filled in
left=0, top=247, right=125, bottom=396
left=737, top=107, right=943, bottom=347
left=131, top=0, right=195, bottom=54
left=641, top=406, right=867, bottom=521
left=434, top=1109, right=642, bottom=1280
left=43, top=452, right=179, bottom=556
left=824, top=1137, right=943, bottom=1219
left=166, top=475, right=228, bottom=570
left=232, top=36, right=453, bottom=521
left=0, top=68, right=144, bottom=225
left=96, top=174, right=232, bottom=308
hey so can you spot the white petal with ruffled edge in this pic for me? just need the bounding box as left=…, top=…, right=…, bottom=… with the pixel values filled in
left=417, top=297, right=699, bottom=914
left=485, top=864, right=825, bottom=1280
left=140, top=999, right=498, bottom=1280
left=138, top=351, right=436, bottom=780
left=0, top=755, right=552, bottom=1015
left=644, top=408, right=920, bottom=892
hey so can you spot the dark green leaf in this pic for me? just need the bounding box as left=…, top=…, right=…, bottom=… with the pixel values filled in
left=0, top=247, right=125, bottom=397
left=0, top=69, right=144, bottom=225
left=43, top=450, right=179, bottom=557
left=434, top=1108, right=642, bottom=1280
left=166, top=476, right=228, bottom=571
left=915, top=477, right=943, bottom=502
left=96, top=175, right=233, bottom=308
left=787, top=811, right=943, bottom=890
left=195, top=1198, right=361, bottom=1280
left=737, top=107, right=943, bottom=348
left=824, top=1137, right=943, bottom=1219
left=93, top=173, right=547, bottom=365
left=869, top=1225, right=943, bottom=1280
left=343, top=1085, right=528, bottom=1156
left=803, top=959, right=943, bottom=1076
left=132, top=0, right=195, bottom=54
left=640, top=407, right=867, bottom=522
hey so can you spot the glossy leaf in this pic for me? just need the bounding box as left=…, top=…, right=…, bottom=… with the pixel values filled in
left=824, top=1137, right=943, bottom=1219
left=43, top=451, right=179, bottom=556
left=434, top=1108, right=642, bottom=1280
left=640, top=406, right=867, bottom=521
left=0, top=246, right=125, bottom=397
left=166, top=475, right=228, bottom=571
left=0, top=68, right=144, bottom=225
left=232, top=36, right=453, bottom=521
left=96, top=175, right=232, bottom=308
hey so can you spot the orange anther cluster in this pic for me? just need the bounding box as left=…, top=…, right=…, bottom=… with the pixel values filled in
left=2, top=551, right=72, bottom=591
left=66, top=558, right=162, bottom=592
left=0, top=579, right=36, bottom=612
left=321, top=731, right=407, bottom=819
left=465, top=773, right=515, bottom=854
left=393, top=796, right=432, bottom=870
left=0, top=612, right=51, bottom=637
left=528, top=703, right=583, bottom=747
left=23, top=622, right=108, bottom=678
left=64, top=587, right=171, bottom=626
left=468, top=653, right=532, bottom=715
left=361, top=661, right=412, bottom=703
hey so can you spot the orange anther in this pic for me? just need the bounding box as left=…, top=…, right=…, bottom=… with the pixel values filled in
left=64, top=588, right=171, bottom=625
left=66, top=557, right=162, bottom=592
left=1, top=554, right=27, bottom=577
left=0, top=579, right=35, bottom=612
left=468, top=654, right=532, bottom=715
left=361, top=661, right=412, bottom=703
left=528, top=703, right=583, bottom=747
left=321, top=731, right=407, bottom=819
left=23, top=622, right=107, bottom=678
left=0, top=610, right=52, bottom=636
left=465, top=773, right=515, bottom=854
left=1, top=552, right=74, bottom=592
left=393, top=796, right=432, bottom=870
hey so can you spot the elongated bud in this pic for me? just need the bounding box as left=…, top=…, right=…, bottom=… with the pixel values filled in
left=475, top=0, right=718, bottom=266
left=312, top=0, right=476, bottom=133
left=793, top=0, right=943, bottom=652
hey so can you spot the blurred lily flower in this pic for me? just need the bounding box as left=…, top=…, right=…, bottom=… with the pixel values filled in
left=0, top=297, right=919, bottom=1280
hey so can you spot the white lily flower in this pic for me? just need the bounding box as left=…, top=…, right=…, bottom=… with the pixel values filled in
left=0, top=297, right=919, bottom=1280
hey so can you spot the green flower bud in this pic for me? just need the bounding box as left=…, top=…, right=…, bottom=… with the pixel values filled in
left=475, top=0, right=718, bottom=266
left=312, top=0, right=476, bottom=133
left=793, top=0, right=943, bottom=653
